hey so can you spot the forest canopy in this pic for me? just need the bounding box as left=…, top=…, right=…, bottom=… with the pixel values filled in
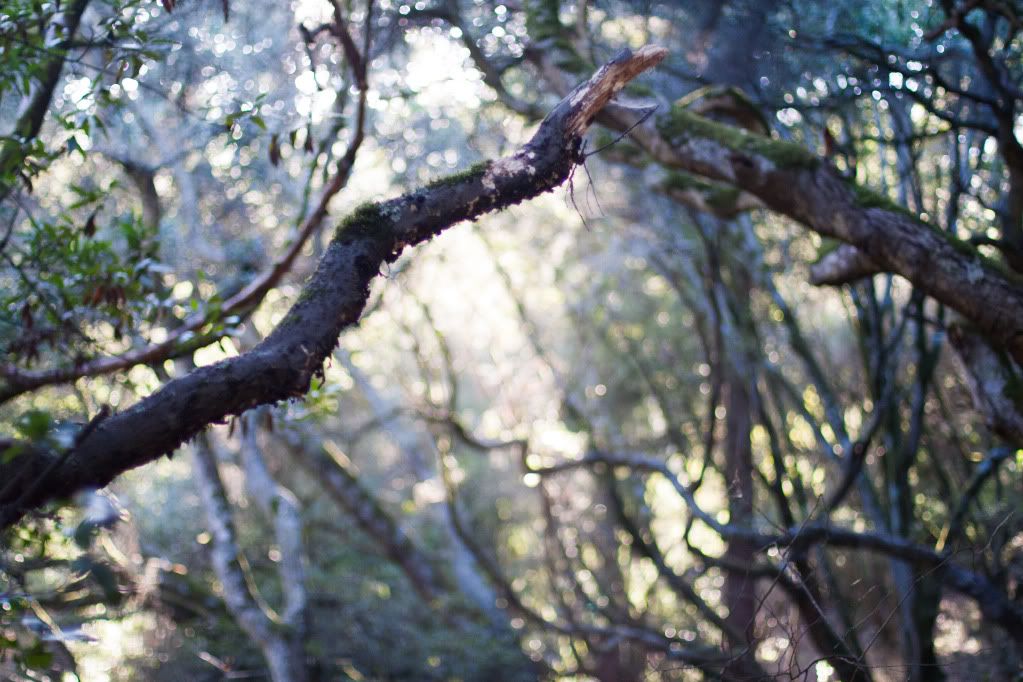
left=1, top=0, right=1022, bottom=680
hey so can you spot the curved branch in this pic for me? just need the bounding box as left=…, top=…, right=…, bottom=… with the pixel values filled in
left=949, top=323, right=1023, bottom=446
left=0, top=46, right=668, bottom=528
left=604, top=102, right=1023, bottom=362
left=810, top=243, right=881, bottom=286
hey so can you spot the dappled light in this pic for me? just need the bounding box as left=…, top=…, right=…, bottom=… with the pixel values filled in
left=2, top=1, right=1023, bottom=681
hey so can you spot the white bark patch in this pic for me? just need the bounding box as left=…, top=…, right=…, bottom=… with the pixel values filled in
left=570, top=87, right=590, bottom=107
left=381, top=203, right=402, bottom=222
left=966, top=258, right=985, bottom=284
left=687, top=138, right=739, bottom=183
left=491, top=156, right=536, bottom=180
left=496, top=157, right=527, bottom=175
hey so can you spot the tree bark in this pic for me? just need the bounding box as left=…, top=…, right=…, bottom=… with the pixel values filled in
left=0, top=46, right=667, bottom=529
left=591, top=101, right=1023, bottom=363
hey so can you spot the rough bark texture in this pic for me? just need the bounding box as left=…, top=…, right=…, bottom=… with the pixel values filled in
left=591, top=102, right=1023, bottom=362
left=0, top=46, right=667, bottom=528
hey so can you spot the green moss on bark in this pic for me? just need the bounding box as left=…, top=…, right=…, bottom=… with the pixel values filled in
left=422, top=161, right=491, bottom=191
left=661, top=171, right=742, bottom=212
left=845, top=180, right=918, bottom=219
left=842, top=180, right=1023, bottom=284
left=662, top=170, right=716, bottom=194
left=658, top=107, right=820, bottom=169
left=332, top=202, right=391, bottom=243
left=675, top=86, right=770, bottom=134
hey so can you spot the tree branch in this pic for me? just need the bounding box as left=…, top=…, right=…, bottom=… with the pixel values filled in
left=810, top=243, right=882, bottom=286
left=0, top=0, right=91, bottom=198
left=193, top=432, right=308, bottom=682
left=275, top=422, right=446, bottom=603
left=532, top=50, right=1023, bottom=362
left=532, top=449, right=1023, bottom=643
left=606, top=102, right=1023, bottom=362
left=0, top=46, right=667, bottom=528
left=239, top=412, right=308, bottom=630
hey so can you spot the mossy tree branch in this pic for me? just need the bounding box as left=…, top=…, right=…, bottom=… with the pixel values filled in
left=585, top=99, right=1023, bottom=363
left=0, top=46, right=668, bottom=530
